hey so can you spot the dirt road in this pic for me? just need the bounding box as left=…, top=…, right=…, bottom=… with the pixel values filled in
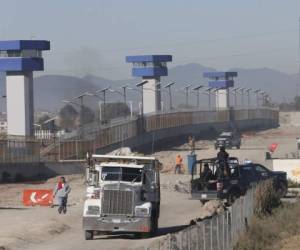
left=1, top=124, right=299, bottom=250
left=0, top=174, right=205, bottom=250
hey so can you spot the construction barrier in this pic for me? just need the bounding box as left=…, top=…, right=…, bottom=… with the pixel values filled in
left=23, top=189, right=53, bottom=206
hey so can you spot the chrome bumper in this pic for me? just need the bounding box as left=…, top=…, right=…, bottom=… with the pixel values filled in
left=82, top=216, right=151, bottom=233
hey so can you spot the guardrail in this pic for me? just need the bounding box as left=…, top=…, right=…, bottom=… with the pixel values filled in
left=47, top=107, right=278, bottom=160
left=142, top=186, right=256, bottom=250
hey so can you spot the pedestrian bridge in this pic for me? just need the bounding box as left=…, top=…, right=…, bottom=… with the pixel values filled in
left=55, top=107, right=278, bottom=160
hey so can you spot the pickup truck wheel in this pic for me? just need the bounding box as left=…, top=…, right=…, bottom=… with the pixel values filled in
left=85, top=230, right=93, bottom=240
left=236, top=145, right=240, bottom=149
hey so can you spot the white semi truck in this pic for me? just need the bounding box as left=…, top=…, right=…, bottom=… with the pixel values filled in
left=83, top=154, right=160, bottom=240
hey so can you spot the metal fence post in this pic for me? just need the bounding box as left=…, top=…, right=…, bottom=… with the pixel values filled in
left=222, top=214, right=225, bottom=250
left=196, top=226, right=199, bottom=250
left=217, top=216, right=220, bottom=250
left=210, top=219, right=213, bottom=250
left=226, top=211, right=229, bottom=250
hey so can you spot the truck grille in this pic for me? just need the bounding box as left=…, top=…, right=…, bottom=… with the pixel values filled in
left=101, top=189, right=134, bottom=216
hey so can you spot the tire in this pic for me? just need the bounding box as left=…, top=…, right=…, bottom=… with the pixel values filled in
left=85, top=230, right=94, bottom=240
left=151, top=215, right=158, bottom=236
left=236, top=144, right=240, bottom=149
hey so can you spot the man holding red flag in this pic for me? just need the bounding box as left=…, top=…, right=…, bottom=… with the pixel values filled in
left=53, top=177, right=71, bottom=214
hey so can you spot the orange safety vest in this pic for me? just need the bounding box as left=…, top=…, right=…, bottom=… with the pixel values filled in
left=175, top=156, right=182, bottom=165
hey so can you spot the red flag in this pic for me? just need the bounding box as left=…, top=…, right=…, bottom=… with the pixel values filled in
left=268, top=143, right=278, bottom=153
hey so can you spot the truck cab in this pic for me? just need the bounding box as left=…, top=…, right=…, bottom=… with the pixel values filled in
left=83, top=155, right=160, bottom=240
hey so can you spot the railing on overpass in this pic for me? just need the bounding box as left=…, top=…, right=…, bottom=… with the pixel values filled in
left=0, top=137, right=40, bottom=164
left=49, top=107, right=278, bottom=161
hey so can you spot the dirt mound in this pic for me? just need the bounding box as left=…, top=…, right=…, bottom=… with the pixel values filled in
left=160, top=174, right=191, bottom=193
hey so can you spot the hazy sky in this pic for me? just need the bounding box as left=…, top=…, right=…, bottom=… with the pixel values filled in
left=1, top=0, right=300, bottom=79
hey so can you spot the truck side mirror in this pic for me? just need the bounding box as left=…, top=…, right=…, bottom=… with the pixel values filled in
left=141, top=189, right=147, bottom=201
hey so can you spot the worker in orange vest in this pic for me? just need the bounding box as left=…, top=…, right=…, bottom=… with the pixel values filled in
left=175, top=154, right=183, bottom=174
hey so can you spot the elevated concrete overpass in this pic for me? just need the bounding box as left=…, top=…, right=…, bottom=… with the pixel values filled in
left=56, top=107, right=278, bottom=160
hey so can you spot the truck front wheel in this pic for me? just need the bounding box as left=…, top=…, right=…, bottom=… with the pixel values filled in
left=151, top=215, right=158, bottom=236
left=85, top=230, right=94, bottom=240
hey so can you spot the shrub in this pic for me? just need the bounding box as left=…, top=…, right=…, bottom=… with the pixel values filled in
left=254, top=179, right=281, bottom=217
left=234, top=202, right=300, bottom=250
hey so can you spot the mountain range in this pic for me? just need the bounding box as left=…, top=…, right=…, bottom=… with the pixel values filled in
left=0, top=63, right=298, bottom=112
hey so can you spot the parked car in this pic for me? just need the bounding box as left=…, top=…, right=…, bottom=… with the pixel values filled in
left=214, top=131, right=241, bottom=149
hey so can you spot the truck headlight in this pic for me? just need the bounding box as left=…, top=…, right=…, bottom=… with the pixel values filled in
left=135, top=203, right=151, bottom=217
left=87, top=205, right=100, bottom=215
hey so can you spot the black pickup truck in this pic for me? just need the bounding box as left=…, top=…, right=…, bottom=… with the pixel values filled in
left=191, top=158, right=287, bottom=205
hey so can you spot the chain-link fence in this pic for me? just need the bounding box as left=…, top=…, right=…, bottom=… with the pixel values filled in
left=142, top=186, right=256, bottom=250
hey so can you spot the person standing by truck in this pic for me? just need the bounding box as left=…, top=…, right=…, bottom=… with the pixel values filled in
left=53, top=176, right=71, bottom=214
left=217, top=146, right=230, bottom=177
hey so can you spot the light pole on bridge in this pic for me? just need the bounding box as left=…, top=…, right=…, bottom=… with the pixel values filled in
left=192, top=85, right=204, bottom=108
left=164, top=82, right=175, bottom=110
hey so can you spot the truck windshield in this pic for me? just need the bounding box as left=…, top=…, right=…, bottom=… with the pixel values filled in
left=101, top=167, right=142, bottom=182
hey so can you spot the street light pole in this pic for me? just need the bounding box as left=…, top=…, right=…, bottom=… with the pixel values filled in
left=254, top=89, right=261, bottom=107
left=85, top=92, right=104, bottom=124
left=164, top=82, right=175, bottom=110
left=96, top=87, right=110, bottom=122
left=239, top=88, right=246, bottom=108
left=232, top=87, right=240, bottom=107
left=184, top=84, right=192, bottom=108
left=214, top=88, right=220, bottom=110
left=246, top=88, right=252, bottom=108
left=67, top=92, right=92, bottom=138
left=261, top=91, right=266, bottom=106
left=121, top=84, right=129, bottom=103
left=205, top=87, right=213, bottom=111
left=193, top=85, right=203, bottom=109
left=136, top=80, right=148, bottom=115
